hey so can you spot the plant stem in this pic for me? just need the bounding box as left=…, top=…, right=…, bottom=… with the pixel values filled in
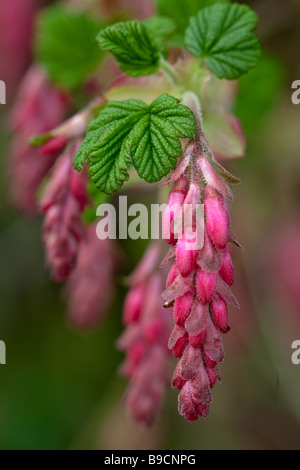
left=159, top=56, right=181, bottom=86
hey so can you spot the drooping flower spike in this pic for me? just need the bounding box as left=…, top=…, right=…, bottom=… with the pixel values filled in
left=65, top=223, right=118, bottom=330
left=40, top=140, right=88, bottom=282
left=117, top=242, right=172, bottom=425
left=162, top=92, right=240, bottom=421
left=8, top=66, right=69, bottom=213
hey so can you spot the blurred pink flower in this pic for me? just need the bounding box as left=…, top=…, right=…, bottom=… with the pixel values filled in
left=40, top=143, right=87, bottom=282
left=117, top=243, right=172, bottom=425
left=65, top=224, right=118, bottom=330
left=8, top=66, right=69, bottom=214
left=0, top=0, right=39, bottom=94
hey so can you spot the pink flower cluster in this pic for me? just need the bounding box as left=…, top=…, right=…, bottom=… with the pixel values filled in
left=65, top=224, right=118, bottom=330
left=118, top=244, right=172, bottom=425
left=40, top=142, right=88, bottom=282
left=7, top=65, right=118, bottom=330
left=9, top=66, right=69, bottom=213
left=0, top=0, right=39, bottom=93
left=162, top=130, right=240, bottom=421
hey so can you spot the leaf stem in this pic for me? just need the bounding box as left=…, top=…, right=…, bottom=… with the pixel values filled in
left=159, top=56, right=181, bottom=86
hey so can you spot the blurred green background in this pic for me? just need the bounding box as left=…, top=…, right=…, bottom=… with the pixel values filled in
left=1, top=0, right=300, bottom=450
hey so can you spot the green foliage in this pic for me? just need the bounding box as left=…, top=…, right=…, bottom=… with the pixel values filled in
left=184, top=3, right=261, bottom=79
left=74, top=94, right=196, bottom=194
left=144, top=16, right=176, bottom=53
left=97, top=21, right=163, bottom=77
left=35, top=6, right=104, bottom=90
left=29, top=134, right=52, bottom=147
left=156, top=0, right=229, bottom=45
left=233, top=56, right=285, bottom=131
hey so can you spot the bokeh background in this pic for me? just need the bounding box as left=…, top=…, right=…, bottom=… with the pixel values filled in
left=1, top=0, right=300, bottom=450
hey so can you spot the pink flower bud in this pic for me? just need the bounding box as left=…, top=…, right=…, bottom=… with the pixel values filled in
left=189, top=361, right=212, bottom=405
left=197, top=226, right=223, bottom=273
left=70, top=168, right=87, bottom=206
left=203, top=315, right=225, bottom=368
left=162, top=268, right=194, bottom=303
left=196, top=266, right=217, bottom=304
left=161, top=154, right=191, bottom=187
left=205, top=365, right=221, bottom=388
left=123, top=284, right=146, bottom=324
left=43, top=206, right=78, bottom=282
left=219, top=247, right=235, bottom=286
left=217, top=275, right=239, bottom=308
left=197, top=157, right=233, bottom=200
left=174, top=290, right=194, bottom=326
left=143, top=317, right=163, bottom=343
left=40, top=135, right=68, bottom=156
left=188, top=332, right=206, bottom=348
left=166, top=263, right=179, bottom=287
left=172, top=333, right=189, bottom=358
left=178, top=382, right=199, bottom=422
left=198, top=403, right=209, bottom=418
left=63, top=196, right=84, bottom=241
left=185, top=299, right=208, bottom=338
left=210, top=293, right=229, bottom=333
left=204, top=188, right=229, bottom=248
left=163, top=176, right=189, bottom=244
left=174, top=174, right=189, bottom=193
left=127, top=342, right=146, bottom=375
left=39, top=154, right=71, bottom=212
left=176, top=235, right=198, bottom=277
left=184, top=183, right=201, bottom=208
left=180, top=345, right=202, bottom=381
left=172, top=363, right=186, bottom=390
left=163, top=192, right=185, bottom=245
left=168, top=324, right=186, bottom=349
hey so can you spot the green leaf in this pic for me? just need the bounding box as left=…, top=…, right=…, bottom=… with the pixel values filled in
left=143, top=17, right=176, bottom=57
left=35, top=6, right=104, bottom=90
left=29, top=134, right=52, bottom=147
left=156, top=0, right=228, bottom=45
left=184, top=3, right=261, bottom=79
left=74, top=94, right=196, bottom=194
left=144, top=16, right=176, bottom=43
left=97, top=20, right=162, bottom=77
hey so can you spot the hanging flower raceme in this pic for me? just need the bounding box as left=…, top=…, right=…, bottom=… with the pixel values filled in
left=162, top=93, right=240, bottom=422
left=0, top=0, right=39, bottom=93
left=117, top=243, right=172, bottom=425
left=8, top=66, right=69, bottom=213
left=40, top=141, right=88, bottom=283
left=65, top=224, right=118, bottom=330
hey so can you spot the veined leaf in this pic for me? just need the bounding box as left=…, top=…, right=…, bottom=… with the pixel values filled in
left=184, top=3, right=261, bottom=79
left=97, top=21, right=162, bottom=77
left=74, top=94, right=196, bottom=194
left=156, top=0, right=228, bottom=45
